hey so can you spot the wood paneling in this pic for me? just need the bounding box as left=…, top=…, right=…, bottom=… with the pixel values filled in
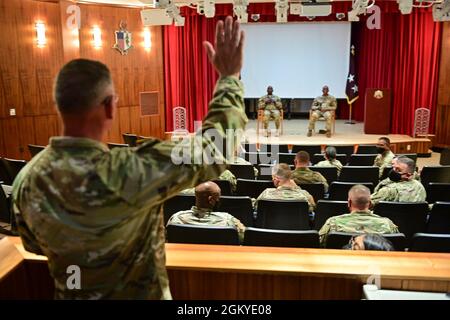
left=1, top=237, right=450, bottom=300
left=436, top=22, right=450, bottom=147
left=435, top=104, right=450, bottom=148
left=0, top=0, right=166, bottom=160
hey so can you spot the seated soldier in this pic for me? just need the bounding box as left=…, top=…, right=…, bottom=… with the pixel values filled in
left=258, top=85, right=283, bottom=137
left=255, top=163, right=315, bottom=212
left=374, top=155, right=420, bottom=193
left=292, top=151, right=329, bottom=193
left=315, top=146, right=343, bottom=175
left=307, top=85, right=337, bottom=138
left=319, top=185, right=399, bottom=247
left=167, top=181, right=245, bottom=242
left=374, top=137, right=395, bottom=178
left=371, top=157, right=426, bottom=206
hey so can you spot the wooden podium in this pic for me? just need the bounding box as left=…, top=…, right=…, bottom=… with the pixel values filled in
left=364, top=88, right=391, bottom=134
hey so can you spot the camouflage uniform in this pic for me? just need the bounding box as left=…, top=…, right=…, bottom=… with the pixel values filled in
left=255, top=185, right=315, bottom=212
left=167, top=206, right=245, bottom=243
left=315, top=159, right=343, bottom=175
left=318, top=210, right=399, bottom=246
left=258, top=94, right=282, bottom=129
left=374, top=172, right=421, bottom=193
left=308, top=95, right=337, bottom=132
left=374, top=150, right=395, bottom=177
left=292, top=167, right=329, bottom=193
left=12, top=76, right=247, bottom=300
left=371, top=179, right=427, bottom=205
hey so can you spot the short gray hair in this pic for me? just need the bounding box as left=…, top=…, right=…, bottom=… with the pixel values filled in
left=397, top=157, right=415, bottom=173
left=272, top=163, right=291, bottom=180
left=348, top=184, right=371, bottom=210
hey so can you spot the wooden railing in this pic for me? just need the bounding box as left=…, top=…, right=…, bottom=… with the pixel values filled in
left=1, top=237, right=450, bottom=299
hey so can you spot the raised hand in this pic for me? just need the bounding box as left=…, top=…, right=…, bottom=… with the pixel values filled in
left=203, top=16, right=245, bottom=78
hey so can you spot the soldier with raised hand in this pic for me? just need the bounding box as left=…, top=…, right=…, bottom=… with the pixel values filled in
left=12, top=16, right=246, bottom=300
left=371, top=157, right=426, bottom=206
left=167, top=181, right=245, bottom=243
left=319, top=185, right=399, bottom=247
left=307, top=85, right=337, bottom=138
left=258, top=85, right=283, bottom=137
left=255, top=163, right=315, bottom=212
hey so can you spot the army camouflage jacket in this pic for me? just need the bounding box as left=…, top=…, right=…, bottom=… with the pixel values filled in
left=12, top=76, right=247, bottom=299
left=319, top=210, right=399, bottom=246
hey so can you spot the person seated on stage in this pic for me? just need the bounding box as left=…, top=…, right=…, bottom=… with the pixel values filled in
left=374, top=137, right=395, bottom=178
left=179, top=169, right=237, bottom=194
left=258, top=85, right=283, bottom=137
left=315, top=146, right=343, bottom=175
left=343, top=234, right=395, bottom=251
left=292, top=151, right=329, bottom=193
left=307, top=85, right=337, bottom=138
left=374, top=155, right=420, bottom=193
left=167, top=181, right=246, bottom=243
left=371, top=157, right=426, bottom=206
left=255, top=163, right=315, bottom=212
left=319, top=185, right=399, bottom=247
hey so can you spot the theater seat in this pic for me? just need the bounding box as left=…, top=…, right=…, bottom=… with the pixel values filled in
left=426, top=183, right=450, bottom=203
left=328, top=182, right=374, bottom=200
left=313, top=200, right=349, bottom=230
left=236, top=179, right=274, bottom=199
left=427, top=202, right=450, bottom=234
left=217, top=196, right=254, bottom=227
left=373, top=201, right=429, bottom=241
left=166, top=224, right=239, bottom=245
left=409, top=233, right=450, bottom=253
left=298, top=183, right=325, bottom=203
left=255, top=199, right=310, bottom=230
left=229, top=164, right=255, bottom=180
left=244, top=228, right=319, bottom=248
left=338, top=166, right=379, bottom=186
left=163, top=194, right=196, bottom=224
left=325, top=231, right=407, bottom=251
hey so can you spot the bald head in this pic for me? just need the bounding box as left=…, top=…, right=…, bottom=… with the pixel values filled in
left=348, top=184, right=371, bottom=211
left=195, top=181, right=221, bottom=209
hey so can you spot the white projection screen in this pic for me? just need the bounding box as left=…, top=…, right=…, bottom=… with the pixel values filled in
left=240, top=22, right=351, bottom=98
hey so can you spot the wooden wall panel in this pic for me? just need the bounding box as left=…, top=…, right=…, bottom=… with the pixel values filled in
left=435, top=22, right=450, bottom=147
left=0, top=0, right=166, bottom=159
left=78, top=3, right=166, bottom=142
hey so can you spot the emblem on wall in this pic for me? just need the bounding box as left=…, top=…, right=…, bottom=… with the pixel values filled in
left=113, top=21, right=132, bottom=55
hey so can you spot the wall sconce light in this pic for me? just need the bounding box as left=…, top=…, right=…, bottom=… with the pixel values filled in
left=143, top=28, right=151, bottom=50
left=92, top=26, right=102, bottom=48
left=35, top=22, right=46, bottom=47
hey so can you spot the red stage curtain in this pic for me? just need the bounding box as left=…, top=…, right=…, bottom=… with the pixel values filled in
left=347, top=2, right=442, bottom=134
left=164, top=2, right=442, bottom=135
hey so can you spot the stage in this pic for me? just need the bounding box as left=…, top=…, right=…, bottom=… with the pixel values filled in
left=243, top=119, right=432, bottom=155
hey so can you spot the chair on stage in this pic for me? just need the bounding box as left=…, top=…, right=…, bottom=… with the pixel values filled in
left=257, top=109, right=283, bottom=136
left=309, top=109, right=336, bottom=135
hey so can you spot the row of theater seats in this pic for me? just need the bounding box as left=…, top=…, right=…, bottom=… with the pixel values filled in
left=210, top=175, right=450, bottom=204
left=164, top=195, right=450, bottom=238
left=241, top=152, right=417, bottom=167
left=166, top=224, right=450, bottom=253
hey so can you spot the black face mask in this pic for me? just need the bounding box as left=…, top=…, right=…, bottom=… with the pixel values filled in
left=388, top=169, right=402, bottom=182
left=376, top=147, right=386, bottom=154
left=212, top=200, right=221, bottom=211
